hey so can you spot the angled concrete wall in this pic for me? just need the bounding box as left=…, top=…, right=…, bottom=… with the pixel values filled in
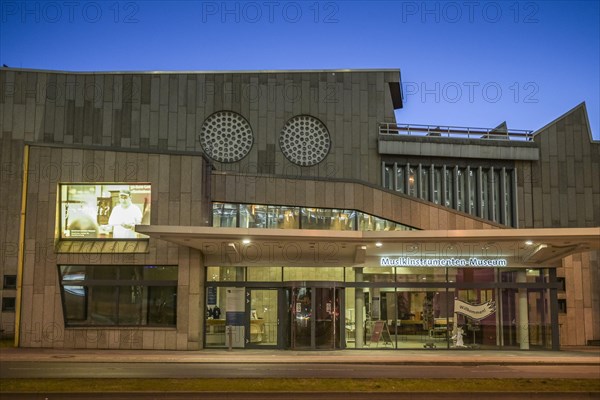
left=516, top=103, right=600, bottom=346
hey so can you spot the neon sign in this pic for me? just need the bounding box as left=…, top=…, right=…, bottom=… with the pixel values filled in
left=380, top=257, right=508, bottom=267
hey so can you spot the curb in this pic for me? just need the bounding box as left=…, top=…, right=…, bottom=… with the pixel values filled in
left=1, top=391, right=599, bottom=399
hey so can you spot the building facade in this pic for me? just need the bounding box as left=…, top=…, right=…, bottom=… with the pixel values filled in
left=0, top=67, right=598, bottom=350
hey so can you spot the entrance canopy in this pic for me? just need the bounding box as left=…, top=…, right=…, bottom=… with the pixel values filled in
left=136, top=226, right=600, bottom=268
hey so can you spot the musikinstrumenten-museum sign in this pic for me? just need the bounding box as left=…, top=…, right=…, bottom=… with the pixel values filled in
left=379, top=257, right=508, bottom=268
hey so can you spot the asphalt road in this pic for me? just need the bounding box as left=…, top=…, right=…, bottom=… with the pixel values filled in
left=2, top=361, right=599, bottom=379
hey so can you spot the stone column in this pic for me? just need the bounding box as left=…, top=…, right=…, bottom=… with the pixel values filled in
left=355, top=268, right=364, bottom=348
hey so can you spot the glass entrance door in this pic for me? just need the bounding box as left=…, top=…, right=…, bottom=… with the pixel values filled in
left=290, top=286, right=342, bottom=350
left=291, top=287, right=312, bottom=349
left=315, top=287, right=341, bottom=349
left=246, top=289, right=279, bottom=348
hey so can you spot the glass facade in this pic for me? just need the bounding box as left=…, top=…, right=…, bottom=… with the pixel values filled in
left=468, top=169, right=476, bottom=215
left=213, top=203, right=414, bottom=231
left=396, top=165, right=405, bottom=194
left=481, top=169, right=489, bottom=220
left=421, top=166, right=430, bottom=201
left=408, top=167, right=417, bottom=197
left=504, top=171, right=513, bottom=227
left=213, top=203, right=238, bottom=227
left=493, top=169, right=502, bottom=223
left=457, top=168, right=466, bottom=212
left=302, top=208, right=355, bottom=230
left=445, top=168, right=454, bottom=209
left=240, top=204, right=267, bottom=228
left=383, top=163, right=517, bottom=227
left=58, top=265, right=177, bottom=327
left=432, top=168, right=442, bottom=204
left=205, top=266, right=555, bottom=350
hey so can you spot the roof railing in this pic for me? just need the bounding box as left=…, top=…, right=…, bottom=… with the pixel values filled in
left=378, top=123, right=534, bottom=141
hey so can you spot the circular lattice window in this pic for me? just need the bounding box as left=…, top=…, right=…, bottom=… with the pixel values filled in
left=279, top=115, right=331, bottom=166
left=199, top=111, right=253, bottom=163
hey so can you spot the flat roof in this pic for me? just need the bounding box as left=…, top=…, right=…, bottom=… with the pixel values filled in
left=0, top=67, right=401, bottom=75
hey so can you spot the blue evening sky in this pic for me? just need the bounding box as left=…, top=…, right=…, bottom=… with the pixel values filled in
left=1, top=0, right=599, bottom=138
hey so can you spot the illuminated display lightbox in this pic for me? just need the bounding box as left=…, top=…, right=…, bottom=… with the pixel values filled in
left=60, top=184, right=151, bottom=239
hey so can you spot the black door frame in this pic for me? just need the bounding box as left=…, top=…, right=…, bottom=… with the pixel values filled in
left=286, top=281, right=345, bottom=350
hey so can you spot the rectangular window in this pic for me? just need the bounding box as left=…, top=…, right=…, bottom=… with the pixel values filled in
left=450, top=268, right=496, bottom=284
left=453, top=288, right=497, bottom=348
left=267, top=206, right=300, bottom=229
left=457, top=168, right=466, bottom=212
left=60, top=184, right=151, bottom=239
left=58, top=265, right=177, bottom=327
left=206, top=266, right=246, bottom=282
left=396, top=267, right=447, bottom=283
left=301, top=208, right=355, bottom=231
left=493, top=170, right=501, bottom=223
left=3, top=275, right=16, bottom=289
left=421, top=167, right=430, bottom=201
left=408, top=168, right=416, bottom=197
left=468, top=169, right=476, bottom=215
left=383, top=165, right=392, bottom=189
left=283, top=267, right=344, bottom=281
left=558, top=299, right=567, bottom=314
left=505, top=170, right=513, bottom=226
left=147, top=286, right=177, bottom=325
left=213, top=203, right=238, bottom=227
left=358, top=214, right=404, bottom=231
left=432, top=168, right=442, bottom=204
left=395, top=165, right=405, bottom=194
left=247, top=267, right=283, bottom=282
left=1, top=297, right=16, bottom=312
left=481, top=169, right=489, bottom=220
left=240, top=204, right=267, bottom=228
left=444, top=168, right=454, bottom=208
left=557, top=277, right=566, bottom=291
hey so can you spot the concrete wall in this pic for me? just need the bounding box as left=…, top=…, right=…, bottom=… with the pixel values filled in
left=17, top=146, right=208, bottom=349
left=517, top=103, right=600, bottom=229
left=559, top=251, right=599, bottom=346
left=516, top=103, right=600, bottom=346
left=379, top=135, right=539, bottom=161
left=0, top=69, right=400, bottom=183
left=0, top=137, right=23, bottom=336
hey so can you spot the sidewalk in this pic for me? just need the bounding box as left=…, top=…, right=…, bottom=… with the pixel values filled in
left=2, top=346, right=599, bottom=365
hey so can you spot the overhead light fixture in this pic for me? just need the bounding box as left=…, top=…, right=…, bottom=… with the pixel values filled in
left=525, top=240, right=533, bottom=246
left=375, top=242, right=383, bottom=248
left=242, top=239, right=251, bottom=244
